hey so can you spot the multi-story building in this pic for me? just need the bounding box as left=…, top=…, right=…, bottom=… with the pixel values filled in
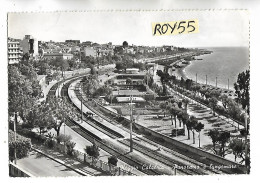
left=81, top=47, right=97, bottom=57
left=43, top=53, right=73, bottom=60
left=65, top=40, right=80, bottom=45
left=8, top=38, right=23, bottom=64
left=20, top=35, right=38, bottom=57
left=82, top=41, right=92, bottom=47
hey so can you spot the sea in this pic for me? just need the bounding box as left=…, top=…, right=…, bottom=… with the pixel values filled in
left=184, top=47, right=249, bottom=90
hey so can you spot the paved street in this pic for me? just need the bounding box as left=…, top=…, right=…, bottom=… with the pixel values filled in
left=17, top=151, right=82, bottom=177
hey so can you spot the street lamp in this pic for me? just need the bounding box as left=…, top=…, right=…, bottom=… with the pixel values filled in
left=244, top=107, right=249, bottom=173
left=63, top=123, right=66, bottom=153
left=13, top=112, right=17, bottom=164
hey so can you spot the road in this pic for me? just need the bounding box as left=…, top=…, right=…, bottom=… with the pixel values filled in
left=17, top=151, right=82, bottom=177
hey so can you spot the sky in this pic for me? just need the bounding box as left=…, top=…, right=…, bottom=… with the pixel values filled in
left=8, top=10, right=249, bottom=47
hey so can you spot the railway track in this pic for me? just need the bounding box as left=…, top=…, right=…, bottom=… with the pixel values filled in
left=67, top=79, right=222, bottom=175
left=70, top=79, right=245, bottom=174
left=47, top=73, right=243, bottom=175
left=47, top=76, right=162, bottom=175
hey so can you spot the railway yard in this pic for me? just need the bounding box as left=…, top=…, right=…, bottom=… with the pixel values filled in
left=45, top=67, right=246, bottom=176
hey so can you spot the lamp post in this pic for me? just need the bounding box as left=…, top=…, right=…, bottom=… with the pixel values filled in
left=63, top=123, right=66, bottom=153
left=81, top=94, right=83, bottom=124
left=195, top=73, right=197, bottom=85
left=228, top=78, right=229, bottom=90
left=13, top=112, right=17, bottom=164
left=244, top=107, right=249, bottom=173
left=129, top=88, right=134, bottom=153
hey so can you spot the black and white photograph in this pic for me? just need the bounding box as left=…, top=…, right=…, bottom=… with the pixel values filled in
left=7, top=9, right=250, bottom=177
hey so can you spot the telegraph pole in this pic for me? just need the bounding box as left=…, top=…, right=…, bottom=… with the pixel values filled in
left=129, top=92, right=133, bottom=152
left=14, top=112, right=17, bottom=164
left=216, top=77, right=218, bottom=87
left=228, top=78, right=229, bottom=90
left=244, top=107, right=249, bottom=173
left=63, top=123, right=66, bottom=152
left=196, top=73, right=197, bottom=84
left=80, top=82, right=83, bottom=123
left=205, top=75, right=207, bottom=86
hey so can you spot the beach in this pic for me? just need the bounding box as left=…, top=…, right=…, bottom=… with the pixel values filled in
left=169, top=47, right=249, bottom=93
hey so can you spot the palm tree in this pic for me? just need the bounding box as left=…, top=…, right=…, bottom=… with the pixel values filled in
left=194, top=122, right=204, bottom=148
left=182, top=98, right=189, bottom=113
left=182, top=112, right=189, bottom=136
left=190, top=116, right=198, bottom=144
left=229, top=138, right=245, bottom=162
left=171, top=107, right=180, bottom=128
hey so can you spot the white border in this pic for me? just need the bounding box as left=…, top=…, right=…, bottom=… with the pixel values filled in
left=1, top=0, right=259, bottom=183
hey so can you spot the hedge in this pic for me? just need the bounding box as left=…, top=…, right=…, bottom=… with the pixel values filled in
left=9, top=130, right=31, bottom=161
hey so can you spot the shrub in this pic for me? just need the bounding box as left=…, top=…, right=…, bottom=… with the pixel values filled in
left=45, top=138, right=56, bottom=149
left=56, top=134, right=72, bottom=144
left=9, top=130, right=31, bottom=161
left=66, top=141, right=76, bottom=156
left=108, top=156, right=118, bottom=166
left=85, top=142, right=100, bottom=158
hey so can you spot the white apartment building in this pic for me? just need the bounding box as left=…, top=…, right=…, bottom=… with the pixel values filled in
left=8, top=39, right=23, bottom=64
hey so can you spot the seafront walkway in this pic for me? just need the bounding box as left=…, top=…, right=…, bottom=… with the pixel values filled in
left=147, top=75, right=244, bottom=163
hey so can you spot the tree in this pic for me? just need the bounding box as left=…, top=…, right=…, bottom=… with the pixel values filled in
left=126, top=77, right=133, bottom=85
left=208, top=129, right=219, bottom=154
left=85, top=141, right=100, bottom=158
left=194, top=122, right=204, bottom=148
left=208, top=130, right=230, bottom=157
left=218, top=131, right=230, bottom=157
left=190, top=116, right=198, bottom=144
left=159, top=102, right=168, bottom=117
left=82, top=75, right=100, bottom=97
left=8, top=66, right=38, bottom=128
left=108, top=156, right=118, bottom=166
left=209, top=97, right=218, bottom=116
left=168, top=106, right=180, bottom=128
left=182, top=98, right=189, bottom=113
left=123, top=41, right=128, bottom=48
left=91, top=64, right=98, bottom=75
left=229, top=138, right=245, bottom=162
left=115, top=61, right=125, bottom=70
left=180, top=112, right=189, bottom=135
left=234, top=70, right=250, bottom=114
left=38, top=60, right=50, bottom=75
left=49, top=97, right=77, bottom=137
left=227, top=99, right=242, bottom=121
left=220, top=95, right=230, bottom=109
left=26, top=102, right=55, bottom=135
left=66, top=141, right=76, bottom=156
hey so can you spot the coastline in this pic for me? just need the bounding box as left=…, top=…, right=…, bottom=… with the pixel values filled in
left=171, top=59, right=237, bottom=98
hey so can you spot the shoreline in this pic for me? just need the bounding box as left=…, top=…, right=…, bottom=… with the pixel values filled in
left=170, top=60, right=237, bottom=97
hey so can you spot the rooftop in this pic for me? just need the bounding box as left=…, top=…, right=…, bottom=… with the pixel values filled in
left=116, top=96, right=146, bottom=103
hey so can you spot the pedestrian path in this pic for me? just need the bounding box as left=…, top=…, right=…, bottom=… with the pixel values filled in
left=17, top=151, right=85, bottom=177
left=33, top=145, right=102, bottom=176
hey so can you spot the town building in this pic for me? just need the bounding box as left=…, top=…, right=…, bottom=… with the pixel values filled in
left=81, top=47, right=96, bottom=57
left=20, top=35, right=38, bottom=57
left=82, top=41, right=92, bottom=47
left=126, top=68, right=139, bottom=74
left=43, top=53, right=73, bottom=60
left=8, top=38, right=23, bottom=64
left=65, top=40, right=80, bottom=45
